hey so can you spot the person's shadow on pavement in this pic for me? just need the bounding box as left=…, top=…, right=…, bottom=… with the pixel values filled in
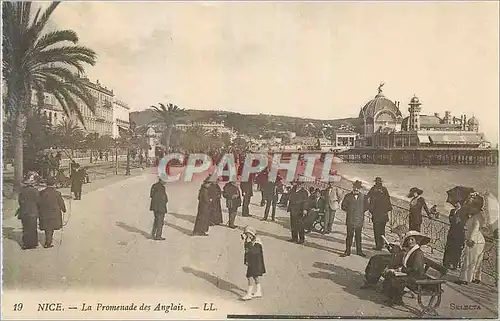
left=169, top=212, right=196, bottom=224
left=309, top=261, right=388, bottom=308
left=3, top=227, right=23, bottom=247
left=116, top=221, right=151, bottom=239
left=3, top=227, right=46, bottom=248
left=182, top=266, right=245, bottom=297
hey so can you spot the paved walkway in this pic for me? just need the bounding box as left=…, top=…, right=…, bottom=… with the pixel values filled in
left=2, top=169, right=498, bottom=319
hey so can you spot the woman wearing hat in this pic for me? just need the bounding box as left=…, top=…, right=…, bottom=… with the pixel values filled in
left=193, top=178, right=212, bottom=236
left=407, top=187, right=431, bottom=232
left=456, top=193, right=486, bottom=285
left=382, top=231, right=429, bottom=306
left=18, top=172, right=41, bottom=249
left=241, top=226, right=266, bottom=300
left=38, top=177, right=67, bottom=248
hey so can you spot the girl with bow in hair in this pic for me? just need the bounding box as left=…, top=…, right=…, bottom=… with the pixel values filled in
left=241, top=226, right=266, bottom=300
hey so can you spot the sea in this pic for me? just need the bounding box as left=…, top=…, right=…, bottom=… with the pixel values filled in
left=332, top=163, right=499, bottom=213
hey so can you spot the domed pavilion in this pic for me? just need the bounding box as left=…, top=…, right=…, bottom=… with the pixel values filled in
left=358, top=83, right=403, bottom=137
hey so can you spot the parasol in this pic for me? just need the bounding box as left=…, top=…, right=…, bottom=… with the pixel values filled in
left=446, top=186, right=475, bottom=205
left=482, top=192, right=499, bottom=230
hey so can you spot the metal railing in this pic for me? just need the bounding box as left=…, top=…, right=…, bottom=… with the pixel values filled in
left=297, top=174, right=498, bottom=281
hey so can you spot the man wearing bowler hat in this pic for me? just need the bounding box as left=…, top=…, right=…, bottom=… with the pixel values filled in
left=341, top=180, right=369, bottom=257
left=367, top=177, right=393, bottom=251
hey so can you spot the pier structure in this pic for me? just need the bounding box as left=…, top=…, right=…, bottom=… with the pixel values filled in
left=337, top=147, right=498, bottom=166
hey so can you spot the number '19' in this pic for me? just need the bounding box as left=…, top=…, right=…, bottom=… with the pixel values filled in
left=13, top=303, right=23, bottom=311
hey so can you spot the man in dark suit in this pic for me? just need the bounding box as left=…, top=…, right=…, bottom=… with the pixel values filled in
left=340, top=180, right=369, bottom=257
left=70, top=163, right=84, bottom=200
left=240, top=174, right=254, bottom=217
left=288, top=181, right=309, bottom=244
left=367, top=177, right=393, bottom=250
left=150, top=178, right=168, bottom=240
left=261, top=176, right=283, bottom=221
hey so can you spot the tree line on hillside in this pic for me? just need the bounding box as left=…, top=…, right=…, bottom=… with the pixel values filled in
left=131, top=109, right=360, bottom=140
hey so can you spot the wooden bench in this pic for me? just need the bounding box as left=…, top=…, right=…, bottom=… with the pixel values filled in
left=404, top=258, right=448, bottom=317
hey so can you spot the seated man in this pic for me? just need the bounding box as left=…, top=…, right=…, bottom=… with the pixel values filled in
left=302, top=188, right=325, bottom=233
left=381, top=230, right=430, bottom=306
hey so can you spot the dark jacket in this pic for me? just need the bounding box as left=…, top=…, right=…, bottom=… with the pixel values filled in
left=18, top=186, right=39, bottom=219
left=262, top=181, right=279, bottom=201
left=244, top=241, right=266, bottom=277
left=306, top=195, right=326, bottom=213
left=38, top=187, right=66, bottom=231
left=240, top=181, right=254, bottom=197
left=400, top=247, right=426, bottom=279
left=288, top=187, right=309, bottom=215
left=341, top=192, right=369, bottom=228
left=409, top=196, right=430, bottom=227
left=150, top=181, right=168, bottom=213
left=223, top=182, right=241, bottom=209
left=367, top=185, right=393, bottom=222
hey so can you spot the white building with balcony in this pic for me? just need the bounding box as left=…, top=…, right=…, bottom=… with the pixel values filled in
left=112, top=99, right=130, bottom=138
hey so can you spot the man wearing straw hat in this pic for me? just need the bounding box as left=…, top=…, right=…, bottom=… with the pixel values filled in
left=382, top=230, right=429, bottom=306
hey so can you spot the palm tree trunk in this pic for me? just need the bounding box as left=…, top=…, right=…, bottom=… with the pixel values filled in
left=90, top=149, right=93, bottom=163
left=164, top=125, right=173, bottom=153
left=12, top=112, right=26, bottom=195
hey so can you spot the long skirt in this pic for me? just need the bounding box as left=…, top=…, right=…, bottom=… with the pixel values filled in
left=443, top=234, right=465, bottom=268
left=459, top=242, right=485, bottom=282
left=193, top=204, right=210, bottom=235
left=21, top=217, right=38, bottom=248
left=210, top=200, right=223, bottom=225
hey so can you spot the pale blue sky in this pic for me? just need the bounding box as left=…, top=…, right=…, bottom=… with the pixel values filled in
left=46, top=1, right=498, bottom=143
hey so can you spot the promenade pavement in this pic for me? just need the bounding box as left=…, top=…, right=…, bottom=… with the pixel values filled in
left=2, top=167, right=498, bottom=319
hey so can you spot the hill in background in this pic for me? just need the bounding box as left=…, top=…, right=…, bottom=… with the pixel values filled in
left=130, top=109, right=360, bottom=139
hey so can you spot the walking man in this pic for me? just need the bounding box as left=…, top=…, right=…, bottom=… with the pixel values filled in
left=288, top=181, right=309, bottom=244
left=223, top=181, right=241, bottom=228
left=240, top=175, right=254, bottom=217
left=261, top=180, right=278, bottom=221
left=38, top=177, right=66, bottom=248
left=150, top=177, right=168, bottom=240
left=70, top=163, right=84, bottom=200
left=367, top=177, right=392, bottom=250
left=340, top=180, right=369, bottom=257
left=324, top=182, right=342, bottom=234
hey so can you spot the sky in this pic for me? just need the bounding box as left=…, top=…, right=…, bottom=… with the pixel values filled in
left=43, top=1, right=499, bottom=143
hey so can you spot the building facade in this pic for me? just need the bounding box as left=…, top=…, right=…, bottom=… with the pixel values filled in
left=357, top=84, right=489, bottom=149
left=32, top=76, right=130, bottom=139
left=112, top=99, right=130, bottom=138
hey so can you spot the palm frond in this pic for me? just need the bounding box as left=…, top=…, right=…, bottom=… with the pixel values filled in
left=34, top=30, right=79, bottom=51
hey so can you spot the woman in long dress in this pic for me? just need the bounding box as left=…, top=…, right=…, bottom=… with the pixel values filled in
left=193, top=180, right=212, bottom=236
left=209, top=182, right=223, bottom=226
left=456, top=194, right=486, bottom=285
left=443, top=202, right=467, bottom=270
left=407, top=187, right=431, bottom=232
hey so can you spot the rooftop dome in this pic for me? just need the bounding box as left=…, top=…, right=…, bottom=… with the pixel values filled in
left=359, top=83, right=402, bottom=119
left=409, top=95, right=421, bottom=105
left=468, top=116, right=479, bottom=126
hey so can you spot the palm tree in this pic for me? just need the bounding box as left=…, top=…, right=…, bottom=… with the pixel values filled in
left=149, top=103, right=189, bottom=153
left=3, top=2, right=97, bottom=193
left=53, top=118, right=85, bottom=158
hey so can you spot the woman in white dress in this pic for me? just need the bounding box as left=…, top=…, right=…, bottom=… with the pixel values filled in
left=455, top=193, right=485, bottom=285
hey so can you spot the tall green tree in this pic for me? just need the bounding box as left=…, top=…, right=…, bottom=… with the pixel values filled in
left=2, top=2, right=97, bottom=193
left=150, top=103, right=188, bottom=153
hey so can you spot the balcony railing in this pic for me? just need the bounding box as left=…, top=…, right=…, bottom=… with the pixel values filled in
left=297, top=174, right=498, bottom=281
